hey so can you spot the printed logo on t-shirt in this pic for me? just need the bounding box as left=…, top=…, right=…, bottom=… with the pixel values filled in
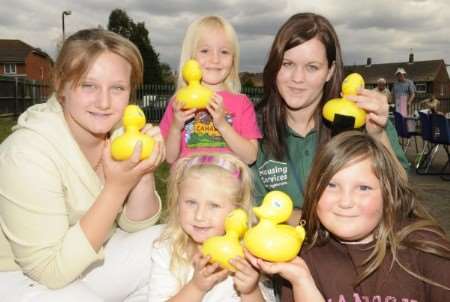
left=258, top=160, right=288, bottom=188
left=185, top=110, right=234, bottom=148
left=327, top=293, right=418, bottom=301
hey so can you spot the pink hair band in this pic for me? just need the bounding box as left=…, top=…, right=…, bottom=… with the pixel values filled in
left=186, top=155, right=241, bottom=179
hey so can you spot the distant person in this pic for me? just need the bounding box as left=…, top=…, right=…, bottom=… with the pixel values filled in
left=248, top=131, right=450, bottom=302
left=420, top=95, right=444, bottom=115
left=392, top=67, right=415, bottom=116
left=159, top=15, right=261, bottom=165
left=373, top=77, right=392, bottom=104
left=0, top=29, right=165, bottom=301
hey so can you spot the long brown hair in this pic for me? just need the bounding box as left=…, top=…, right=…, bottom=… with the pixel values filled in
left=303, top=131, right=450, bottom=288
left=257, top=12, right=343, bottom=160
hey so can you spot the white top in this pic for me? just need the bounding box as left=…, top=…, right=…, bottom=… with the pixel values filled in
left=0, top=96, right=161, bottom=288
left=148, top=238, right=275, bottom=302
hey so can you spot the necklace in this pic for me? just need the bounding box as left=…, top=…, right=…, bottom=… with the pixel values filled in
left=93, top=156, right=103, bottom=171
left=91, top=139, right=107, bottom=172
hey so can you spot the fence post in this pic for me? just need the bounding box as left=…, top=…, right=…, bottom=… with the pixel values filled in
left=32, top=80, right=36, bottom=106
left=14, top=77, right=19, bottom=116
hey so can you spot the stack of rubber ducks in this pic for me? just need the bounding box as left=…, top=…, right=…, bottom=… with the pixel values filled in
left=176, top=59, right=213, bottom=109
left=322, top=73, right=367, bottom=128
left=111, top=105, right=155, bottom=160
left=201, top=191, right=306, bottom=269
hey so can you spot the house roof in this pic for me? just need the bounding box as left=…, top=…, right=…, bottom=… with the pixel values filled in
left=0, top=39, right=51, bottom=64
left=344, top=59, right=446, bottom=84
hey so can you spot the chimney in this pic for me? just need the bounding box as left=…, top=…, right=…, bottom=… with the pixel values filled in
left=409, top=49, right=414, bottom=64
left=366, top=57, right=372, bottom=67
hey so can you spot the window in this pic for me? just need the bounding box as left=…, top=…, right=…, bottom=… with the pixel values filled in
left=4, top=63, right=17, bottom=74
left=415, top=83, right=427, bottom=93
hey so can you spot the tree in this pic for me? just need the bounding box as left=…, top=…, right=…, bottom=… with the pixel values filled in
left=108, top=9, right=162, bottom=84
left=160, top=63, right=175, bottom=84
left=240, top=72, right=255, bottom=88
left=107, top=9, right=133, bottom=38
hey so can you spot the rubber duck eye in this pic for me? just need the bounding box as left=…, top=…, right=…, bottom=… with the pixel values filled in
left=272, top=200, right=282, bottom=208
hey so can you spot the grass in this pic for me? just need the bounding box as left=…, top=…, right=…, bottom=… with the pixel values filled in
left=154, top=162, right=169, bottom=203
left=0, top=117, right=169, bottom=202
left=0, top=117, right=15, bottom=142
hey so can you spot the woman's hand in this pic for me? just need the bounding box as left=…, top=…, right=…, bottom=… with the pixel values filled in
left=347, top=88, right=389, bottom=138
left=190, top=252, right=229, bottom=293
left=229, top=256, right=260, bottom=295
left=207, top=94, right=227, bottom=131
left=172, top=100, right=196, bottom=131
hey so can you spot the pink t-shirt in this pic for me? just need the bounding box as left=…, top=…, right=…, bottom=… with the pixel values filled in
left=159, top=91, right=262, bottom=159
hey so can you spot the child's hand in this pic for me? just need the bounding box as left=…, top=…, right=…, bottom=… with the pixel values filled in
left=172, top=100, right=196, bottom=131
left=246, top=251, right=325, bottom=301
left=103, top=140, right=158, bottom=194
left=102, top=124, right=165, bottom=193
left=206, top=94, right=227, bottom=131
left=229, top=256, right=260, bottom=295
left=140, top=124, right=166, bottom=169
left=190, top=252, right=229, bottom=293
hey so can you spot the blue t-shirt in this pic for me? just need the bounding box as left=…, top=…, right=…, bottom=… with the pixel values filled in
left=392, top=79, right=415, bottom=100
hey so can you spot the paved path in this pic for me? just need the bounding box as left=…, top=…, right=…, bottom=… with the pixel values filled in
left=404, top=142, right=450, bottom=234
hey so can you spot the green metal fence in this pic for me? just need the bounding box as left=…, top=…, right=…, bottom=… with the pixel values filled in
left=136, top=84, right=264, bottom=123
left=0, top=77, right=49, bottom=117
left=5, top=80, right=449, bottom=123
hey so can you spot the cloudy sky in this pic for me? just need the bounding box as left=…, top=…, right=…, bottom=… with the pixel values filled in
left=1, top=0, right=449, bottom=74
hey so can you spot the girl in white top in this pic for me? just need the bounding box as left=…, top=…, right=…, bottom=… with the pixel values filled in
left=148, top=153, right=274, bottom=302
left=0, top=29, right=164, bottom=302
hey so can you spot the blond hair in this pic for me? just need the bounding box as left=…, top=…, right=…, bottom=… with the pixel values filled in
left=302, top=131, right=450, bottom=289
left=156, top=153, right=254, bottom=286
left=424, top=97, right=440, bottom=112
left=52, top=28, right=143, bottom=100
left=176, top=15, right=241, bottom=93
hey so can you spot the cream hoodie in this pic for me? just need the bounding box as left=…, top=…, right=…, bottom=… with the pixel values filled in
left=0, top=96, right=160, bottom=288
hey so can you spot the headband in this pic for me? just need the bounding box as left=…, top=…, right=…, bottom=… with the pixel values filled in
left=185, top=155, right=241, bottom=179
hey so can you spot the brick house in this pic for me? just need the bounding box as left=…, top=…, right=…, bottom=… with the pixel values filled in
left=0, top=39, right=53, bottom=82
left=344, top=55, right=450, bottom=99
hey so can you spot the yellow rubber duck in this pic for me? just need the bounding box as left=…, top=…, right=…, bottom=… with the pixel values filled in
left=201, top=208, right=248, bottom=271
left=341, top=73, right=365, bottom=97
left=111, top=105, right=155, bottom=160
left=176, top=59, right=213, bottom=109
left=322, top=73, right=367, bottom=128
left=244, top=191, right=305, bottom=262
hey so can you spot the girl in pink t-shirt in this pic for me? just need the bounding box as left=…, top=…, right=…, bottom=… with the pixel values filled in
left=160, top=15, right=261, bottom=164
